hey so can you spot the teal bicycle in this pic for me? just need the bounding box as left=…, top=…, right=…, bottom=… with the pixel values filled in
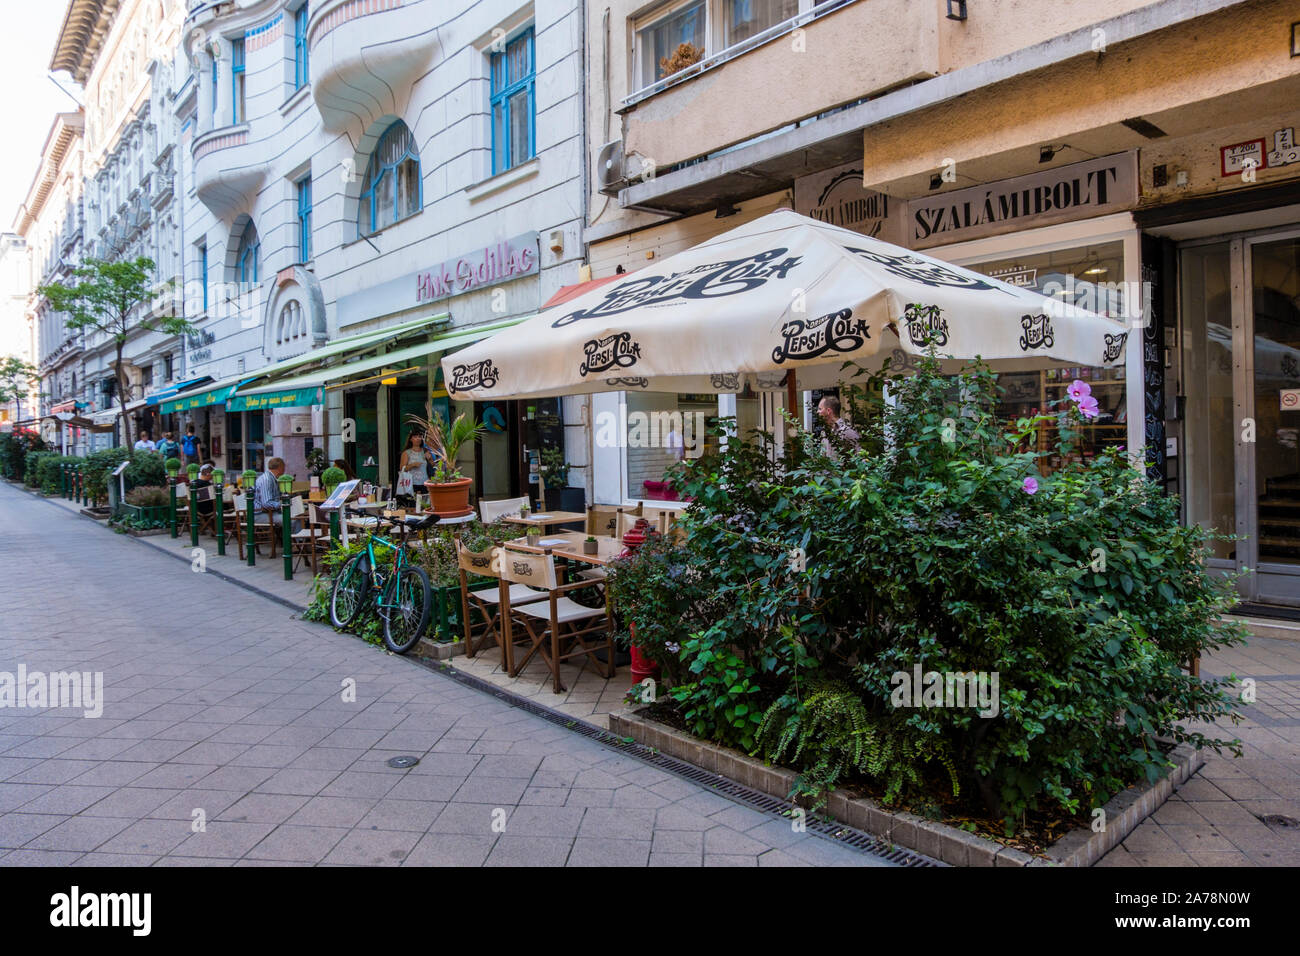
left=329, top=511, right=439, bottom=654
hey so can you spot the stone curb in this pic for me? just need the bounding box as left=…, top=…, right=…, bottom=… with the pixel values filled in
left=610, top=708, right=1205, bottom=867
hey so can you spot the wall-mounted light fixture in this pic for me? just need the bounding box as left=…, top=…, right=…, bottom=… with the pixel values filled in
left=929, top=173, right=943, bottom=190
left=1039, top=145, right=1057, bottom=164
left=946, top=0, right=968, bottom=21
left=1291, top=21, right=1299, bottom=57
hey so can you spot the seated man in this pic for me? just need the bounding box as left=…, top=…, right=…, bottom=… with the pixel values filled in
left=253, top=457, right=302, bottom=531
left=192, top=463, right=216, bottom=517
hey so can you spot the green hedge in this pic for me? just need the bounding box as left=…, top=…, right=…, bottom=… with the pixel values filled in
left=0, top=429, right=46, bottom=480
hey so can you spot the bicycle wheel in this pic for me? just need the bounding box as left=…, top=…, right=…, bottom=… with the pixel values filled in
left=330, top=552, right=371, bottom=628
left=381, top=565, right=432, bottom=654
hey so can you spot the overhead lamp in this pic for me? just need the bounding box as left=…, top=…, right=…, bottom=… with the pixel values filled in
left=946, top=0, right=968, bottom=21
left=929, top=173, right=944, bottom=190
left=1039, top=145, right=1058, bottom=164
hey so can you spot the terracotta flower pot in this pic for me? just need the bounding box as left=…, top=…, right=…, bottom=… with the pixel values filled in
left=425, top=477, right=473, bottom=517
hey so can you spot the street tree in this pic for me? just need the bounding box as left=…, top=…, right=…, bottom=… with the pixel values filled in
left=38, top=257, right=190, bottom=447
left=0, top=356, right=39, bottom=424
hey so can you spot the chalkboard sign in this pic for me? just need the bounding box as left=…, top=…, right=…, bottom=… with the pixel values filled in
left=317, top=479, right=360, bottom=511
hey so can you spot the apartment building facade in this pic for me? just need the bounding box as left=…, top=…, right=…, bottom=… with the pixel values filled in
left=162, top=0, right=587, bottom=494
left=584, top=0, right=1300, bottom=608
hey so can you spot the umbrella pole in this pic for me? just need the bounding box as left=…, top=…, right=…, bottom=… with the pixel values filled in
left=786, top=374, right=798, bottom=435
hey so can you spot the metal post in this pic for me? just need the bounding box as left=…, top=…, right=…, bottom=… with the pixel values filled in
left=329, top=509, right=340, bottom=548
left=189, top=481, right=200, bottom=547
left=246, top=498, right=256, bottom=566
left=282, top=496, right=293, bottom=580
left=169, top=476, right=179, bottom=538
left=213, top=470, right=226, bottom=556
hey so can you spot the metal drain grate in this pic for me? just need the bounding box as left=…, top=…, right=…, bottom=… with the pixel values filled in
left=412, top=656, right=940, bottom=867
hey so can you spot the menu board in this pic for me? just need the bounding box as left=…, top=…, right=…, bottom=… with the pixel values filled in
left=318, top=479, right=360, bottom=511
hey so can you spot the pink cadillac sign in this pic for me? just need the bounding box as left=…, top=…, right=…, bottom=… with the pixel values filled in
left=336, top=232, right=540, bottom=328
left=415, top=235, right=539, bottom=304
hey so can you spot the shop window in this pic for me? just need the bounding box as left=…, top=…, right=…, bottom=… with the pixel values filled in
left=618, top=392, right=720, bottom=501
left=360, top=121, right=421, bottom=236
left=967, top=241, right=1128, bottom=472
left=490, top=29, right=535, bottom=175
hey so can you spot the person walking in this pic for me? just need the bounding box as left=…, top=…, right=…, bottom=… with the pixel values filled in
left=180, top=425, right=203, bottom=466
left=156, top=431, right=180, bottom=461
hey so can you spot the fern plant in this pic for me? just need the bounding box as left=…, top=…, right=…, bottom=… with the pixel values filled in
left=757, top=678, right=960, bottom=810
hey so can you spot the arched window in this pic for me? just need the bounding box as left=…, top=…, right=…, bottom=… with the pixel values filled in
left=236, top=222, right=260, bottom=285
left=360, top=121, right=421, bottom=236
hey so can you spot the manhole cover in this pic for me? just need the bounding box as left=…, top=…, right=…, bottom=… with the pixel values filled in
left=1257, top=813, right=1299, bottom=829
left=386, top=756, right=420, bottom=769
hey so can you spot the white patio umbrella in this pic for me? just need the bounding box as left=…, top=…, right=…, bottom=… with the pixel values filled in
left=441, top=208, right=1131, bottom=401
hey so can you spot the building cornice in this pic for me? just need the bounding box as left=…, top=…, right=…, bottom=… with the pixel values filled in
left=14, top=112, right=86, bottom=236
left=50, top=0, right=122, bottom=85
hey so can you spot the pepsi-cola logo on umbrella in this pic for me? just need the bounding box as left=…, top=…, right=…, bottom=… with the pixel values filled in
left=1019, top=314, right=1055, bottom=351
left=579, top=332, right=641, bottom=377
left=449, top=359, right=500, bottom=393
left=553, top=248, right=802, bottom=327
left=773, top=308, right=870, bottom=364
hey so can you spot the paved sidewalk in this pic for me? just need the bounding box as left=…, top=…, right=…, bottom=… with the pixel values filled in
left=1101, top=635, right=1300, bottom=866
left=0, top=481, right=888, bottom=867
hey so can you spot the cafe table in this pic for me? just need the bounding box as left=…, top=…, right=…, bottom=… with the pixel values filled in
left=501, top=510, right=587, bottom=530
left=504, top=531, right=624, bottom=567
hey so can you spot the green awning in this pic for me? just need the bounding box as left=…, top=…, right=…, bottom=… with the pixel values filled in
left=228, top=316, right=529, bottom=402
left=160, top=377, right=247, bottom=414
left=226, top=386, right=325, bottom=413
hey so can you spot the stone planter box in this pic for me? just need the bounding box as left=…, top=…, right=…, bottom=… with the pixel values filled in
left=610, top=708, right=1205, bottom=867
left=80, top=507, right=112, bottom=520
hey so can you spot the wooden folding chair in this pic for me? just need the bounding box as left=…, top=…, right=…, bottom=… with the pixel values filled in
left=499, top=548, right=615, bottom=693
left=480, top=496, right=530, bottom=523
left=586, top=501, right=643, bottom=538
left=287, top=498, right=323, bottom=573
left=456, top=540, right=547, bottom=666
left=231, top=492, right=275, bottom=561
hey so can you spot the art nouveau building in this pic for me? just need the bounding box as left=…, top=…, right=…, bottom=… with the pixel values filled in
left=163, top=0, right=587, bottom=493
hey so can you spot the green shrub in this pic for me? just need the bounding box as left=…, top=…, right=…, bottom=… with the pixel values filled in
left=80, top=447, right=130, bottom=505
left=320, top=466, right=346, bottom=490
left=611, top=334, right=1246, bottom=834
left=0, top=429, right=46, bottom=480
left=124, top=485, right=170, bottom=507
left=164, top=456, right=181, bottom=474
left=124, top=450, right=165, bottom=490
left=31, top=454, right=79, bottom=495
left=25, top=450, right=59, bottom=489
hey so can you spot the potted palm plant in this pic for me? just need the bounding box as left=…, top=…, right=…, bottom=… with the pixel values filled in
left=408, top=407, right=487, bottom=517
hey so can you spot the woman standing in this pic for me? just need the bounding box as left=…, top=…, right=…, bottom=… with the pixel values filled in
left=398, top=432, right=435, bottom=499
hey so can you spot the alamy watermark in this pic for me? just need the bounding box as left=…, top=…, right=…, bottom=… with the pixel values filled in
left=890, top=664, right=999, bottom=718
left=0, top=666, right=103, bottom=718
left=593, top=408, right=706, bottom=458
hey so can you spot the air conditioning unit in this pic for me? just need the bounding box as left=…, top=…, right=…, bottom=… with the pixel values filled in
left=596, top=140, right=629, bottom=195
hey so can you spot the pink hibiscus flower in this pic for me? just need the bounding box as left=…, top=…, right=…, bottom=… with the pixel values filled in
left=1023, top=476, right=1039, bottom=495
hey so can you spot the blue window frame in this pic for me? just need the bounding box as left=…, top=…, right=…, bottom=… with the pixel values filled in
left=211, top=57, right=218, bottom=115
left=199, top=243, right=208, bottom=311
left=236, top=223, right=260, bottom=285
left=360, top=121, right=421, bottom=236
left=231, top=38, right=246, bottom=124
left=490, top=29, right=535, bottom=175
left=294, top=5, right=310, bottom=89
left=297, top=176, right=313, bottom=262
